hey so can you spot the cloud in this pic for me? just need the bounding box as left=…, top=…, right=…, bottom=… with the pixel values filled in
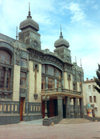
left=60, top=2, right=86, bottom=22
left=68, top=2, right=85, bottom=22
left=0, top=0, right=56, bottom=38
left=0, top=0, right=100, bottom=80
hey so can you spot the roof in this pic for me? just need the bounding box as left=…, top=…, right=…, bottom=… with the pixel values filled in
left=54, top=32, right=69, bottom=48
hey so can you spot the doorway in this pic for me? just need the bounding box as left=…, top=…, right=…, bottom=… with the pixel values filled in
left=20, top=97, right=25, bottom=121
left=63, top=99, right=66, bottom=118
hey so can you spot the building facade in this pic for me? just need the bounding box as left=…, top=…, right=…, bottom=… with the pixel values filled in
left=0, top=10, right=84, bottom=124
left=83, top=79, right=100, bottom=117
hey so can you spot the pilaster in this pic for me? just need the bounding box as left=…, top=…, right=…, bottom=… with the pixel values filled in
left=13, top=65, right=20, bottom=101
left=57, top=96, right=63, bottom=118
left=66, top=96, right=70, bottom=118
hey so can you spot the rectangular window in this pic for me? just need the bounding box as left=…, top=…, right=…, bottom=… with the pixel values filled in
left=93, top=85, right=95, bottom=92
left=48, top=78, right=54, bottom=89
left=42, top=65, right=45, bottom=74
left=89, top=96, right=92, bottom=103
left=0, top=67, right=5, bottom=89
left=94, top=96, right=96, bottom=103
left=47, top=65, right=54, bottom=76
left=73, top=82, right=77, bottom=90
left=20, top=72, right=27, bottom=88
left=42, top=77, right=45, bottom=90
left=6, top=69, right=11, bottom=90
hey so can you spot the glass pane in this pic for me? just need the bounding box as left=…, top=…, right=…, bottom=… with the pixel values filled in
left=55, top=68, right=61, bottom=78
left=42, top=76, right=45, bottom=90
left=42, top=65, right=45, bottom=73
left=20, top=72, right=26, bottom=88
left=6, top=69, right=11, bottom=89
left=47, top=65, right=54, bottom=75
left=0, top=50, right=11, bottom=64
left=0, top=67, right=5, bottom=88
left=48, top=78, right=54, bottom=89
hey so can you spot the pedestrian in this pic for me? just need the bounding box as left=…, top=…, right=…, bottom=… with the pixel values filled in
left=92, top=109, right=95, bottom=121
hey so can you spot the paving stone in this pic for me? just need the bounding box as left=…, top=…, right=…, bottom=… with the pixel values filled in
left=0, top=118, right=100, bottom=139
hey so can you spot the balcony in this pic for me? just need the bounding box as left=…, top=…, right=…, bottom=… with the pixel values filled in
left=41, top=88, right=82, bottom=97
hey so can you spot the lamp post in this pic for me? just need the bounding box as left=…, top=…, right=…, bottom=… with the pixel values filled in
left=42, top=95, right=50, bottom=119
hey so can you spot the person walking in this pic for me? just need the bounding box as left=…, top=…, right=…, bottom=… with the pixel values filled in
left=92, top=108, right=95, bottom=121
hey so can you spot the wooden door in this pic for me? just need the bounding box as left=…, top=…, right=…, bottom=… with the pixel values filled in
left=20, top=97, right=25, bottom=121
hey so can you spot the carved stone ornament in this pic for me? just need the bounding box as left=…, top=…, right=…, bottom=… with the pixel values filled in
left=33, top=63, right=39, bottom=71
left=34, top=93, right=38, bottom=100
left=14, top=47, right=22, bottom=65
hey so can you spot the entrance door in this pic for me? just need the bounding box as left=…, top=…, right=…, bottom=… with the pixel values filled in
left=63, top=99, right=66, bottom=118
left=20, top=97, right=25, bottom=121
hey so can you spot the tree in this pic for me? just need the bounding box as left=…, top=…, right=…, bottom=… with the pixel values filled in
left=94, top=64, right=100, bottom=93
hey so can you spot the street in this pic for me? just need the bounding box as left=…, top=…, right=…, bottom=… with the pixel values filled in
left=0, top=119, right=100, bottom=139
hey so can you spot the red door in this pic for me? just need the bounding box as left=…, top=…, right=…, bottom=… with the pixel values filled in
left=20, top=98, right=25, bottom=121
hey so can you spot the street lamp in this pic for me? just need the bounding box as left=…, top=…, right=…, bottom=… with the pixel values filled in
left=42, top=95, right=50, bottom=119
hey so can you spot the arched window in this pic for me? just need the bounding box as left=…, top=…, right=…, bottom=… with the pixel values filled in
left=0, top=50, right=12, bottom=90
left=0, top=50, right=11, bottom=64
left=42, top=64, right=62, bottom=90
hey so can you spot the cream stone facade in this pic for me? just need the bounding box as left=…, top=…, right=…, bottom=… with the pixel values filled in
left=83, top=79, right=100, bottom=117
left=13, top=65, right=20, bottom=101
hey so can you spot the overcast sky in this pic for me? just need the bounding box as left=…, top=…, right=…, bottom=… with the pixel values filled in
left=0, top=0, right=100, bottom=80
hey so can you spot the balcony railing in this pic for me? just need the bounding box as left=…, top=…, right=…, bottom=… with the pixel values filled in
left=42, top=88, right=82, bottom=95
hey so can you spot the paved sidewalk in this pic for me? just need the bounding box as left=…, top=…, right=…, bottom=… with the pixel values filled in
left=0, top=119, right=100, bottom=139
left=20, top=119, right=43, bottom=125
left=59, top=118, right=92, bottom=124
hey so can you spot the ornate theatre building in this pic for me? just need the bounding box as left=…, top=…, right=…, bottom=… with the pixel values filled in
left=0, top=10, right=84, bottom=124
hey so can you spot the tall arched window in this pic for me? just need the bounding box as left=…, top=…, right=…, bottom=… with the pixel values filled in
left=0, top=50, right=11, bottom=64
left=42, top=64, right=62, bottom=90
left=0, top=50, right=12, bottom=90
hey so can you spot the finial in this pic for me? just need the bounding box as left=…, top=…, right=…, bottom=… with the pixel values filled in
left=75, top=56, right=77, bottom=64
left=27, top=2, right=32, bottom=18
left=80, top=59, right=82, bottom=67
left=16, top=26, right=18, bottom=40
left=60, top=25, right=63, bottom=38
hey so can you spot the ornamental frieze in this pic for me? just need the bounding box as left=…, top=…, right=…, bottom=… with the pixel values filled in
left=28, top=48, right=64, bottom=71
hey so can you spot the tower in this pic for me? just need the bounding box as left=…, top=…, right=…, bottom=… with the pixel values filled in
left=19, top=4, right=41, bottom=50
left=54, top=29, right=71, bottom=63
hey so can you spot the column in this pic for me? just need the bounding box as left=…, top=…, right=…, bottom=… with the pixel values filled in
left=55, top=79, right=57, bottom=90
left=80, top=98, right=84, bottom=118
left=13, top=65, right=20, bottom=101
left=66, top=97, right=70, bottom=118
left=61, top=72, right=64, bottom=89
left=57, top=96, right=63, bottom=119
left=45, top=77, right=48, bottom=90
left=74, top=98, right=78, bottom=118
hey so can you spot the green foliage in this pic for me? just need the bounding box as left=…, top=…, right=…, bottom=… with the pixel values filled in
left=94, top=64, right=100, bottom=93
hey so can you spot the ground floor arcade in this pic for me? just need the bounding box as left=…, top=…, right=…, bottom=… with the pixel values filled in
left=42, top=94, right=84, bottom=119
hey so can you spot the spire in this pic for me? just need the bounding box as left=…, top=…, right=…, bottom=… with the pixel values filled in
left=27, top=2, right=32, bottom=18
left=16, top=26, right=18, bottom=40
left=75, top=56, right=77, bottom=64
left=60, top=25, right=63, bottom=38
left=80, top=59, right=82, bottom=67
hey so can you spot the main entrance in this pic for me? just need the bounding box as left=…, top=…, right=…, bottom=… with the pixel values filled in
left=20, top=97, right=25, bottom=121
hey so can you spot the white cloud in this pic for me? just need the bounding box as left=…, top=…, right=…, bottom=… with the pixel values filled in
left=0, top=0, right=55, bottom=38
left=68, top=2, right=85, bottom=22
left=60, top=2, right=86, bottom=22
left=0, top=0, right=100, bottom=80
